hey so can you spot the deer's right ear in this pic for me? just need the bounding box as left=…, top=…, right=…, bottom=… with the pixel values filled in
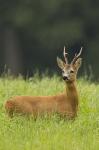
left=57, top=57, right=65, bottom=69
left=73, top=58, right=82, bottom=70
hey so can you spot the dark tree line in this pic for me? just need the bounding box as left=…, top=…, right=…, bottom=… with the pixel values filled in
left=0, top=0, right=99, bottom=79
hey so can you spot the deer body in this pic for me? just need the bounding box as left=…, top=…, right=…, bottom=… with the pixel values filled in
left=5, top=47, right=82, bottom=119
left=5, top=82, right=78, bottom=118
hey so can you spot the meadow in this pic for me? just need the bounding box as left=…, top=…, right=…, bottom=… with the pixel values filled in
left=0, top=74, right=99, bottom=150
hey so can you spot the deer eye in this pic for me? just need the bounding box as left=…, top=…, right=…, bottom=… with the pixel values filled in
left=70, top=70, right=74, bottom=73
left=62, top=70, right=64, bottom=74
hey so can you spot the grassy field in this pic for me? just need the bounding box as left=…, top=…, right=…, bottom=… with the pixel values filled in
left=0, top=74, right=99, bottom=150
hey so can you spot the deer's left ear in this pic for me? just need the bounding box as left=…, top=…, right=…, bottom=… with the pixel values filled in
left=57, top=57, right=66, bottom=70
left=74, top=58, right=82, bottom=70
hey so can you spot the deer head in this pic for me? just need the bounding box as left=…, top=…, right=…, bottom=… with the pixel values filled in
left=57, top=46, right=82, bottom=83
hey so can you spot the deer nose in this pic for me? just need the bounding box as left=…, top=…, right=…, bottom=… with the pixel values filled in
left=62, top=76, right=69, bottom=81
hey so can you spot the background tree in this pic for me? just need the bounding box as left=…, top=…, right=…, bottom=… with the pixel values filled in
left=0, top=0, right=99, bottom=79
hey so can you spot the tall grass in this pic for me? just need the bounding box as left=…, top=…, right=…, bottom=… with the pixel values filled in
left=0, top=75, right=99, bottom=150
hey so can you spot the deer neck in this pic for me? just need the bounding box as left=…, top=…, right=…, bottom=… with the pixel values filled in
left=65, top=81, right=79, bottom=109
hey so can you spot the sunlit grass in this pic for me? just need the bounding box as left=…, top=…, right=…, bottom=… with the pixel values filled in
left=0, top=75, right=99, bottom=150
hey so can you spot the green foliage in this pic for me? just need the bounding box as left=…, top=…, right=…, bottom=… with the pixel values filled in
left=0, top=75, right=99, bottom=150
left=0, top=0, right=99, bottom=78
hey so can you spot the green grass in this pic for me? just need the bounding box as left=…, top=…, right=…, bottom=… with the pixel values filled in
left=0, top=74, right=99, bottom=150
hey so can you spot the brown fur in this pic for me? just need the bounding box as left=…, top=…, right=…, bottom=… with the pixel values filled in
left=5, top=49, right=82, bottom=119
left=5, top=84, right=78, bottom=118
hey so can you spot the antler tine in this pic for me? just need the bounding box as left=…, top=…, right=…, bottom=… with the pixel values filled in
left=72, top=47, right=83, bottom=64
left=63, top=46, right=68, bottom=64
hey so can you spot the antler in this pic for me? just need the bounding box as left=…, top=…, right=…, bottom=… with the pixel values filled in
left=63, top=46, right=68, bottom=64
left=71, top=47, right=83, bottom=64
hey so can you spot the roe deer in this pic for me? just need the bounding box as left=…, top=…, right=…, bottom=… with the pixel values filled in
left=5, top=47, right=82, bottom=119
